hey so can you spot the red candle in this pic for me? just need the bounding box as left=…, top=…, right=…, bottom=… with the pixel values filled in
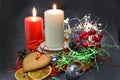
left=24, top=7, right=43, bottom=47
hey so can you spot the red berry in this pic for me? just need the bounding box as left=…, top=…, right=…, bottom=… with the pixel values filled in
left=88, top=31, right=92, bottom=35
left=79, top=33, right=84, bottom=38
left=90, top=41, right=95, bottom=48
left=98, top=33, right=103, bottom=38
left=82, top=31, right=88, bottom=36
left=83, top=35, right=89, bottom=40
left=92, top=35, right=97, bottom=41
left=91, top=30, right=96, bottom=35
left=95, top=37, right=101, bottom=42
left=77, top=38, right=82, bottom=42
left=96, top=43, right=101, bottom=48
left=90, top=41, right=95, bottom=46
left=83, top=42, right=88, bottom=48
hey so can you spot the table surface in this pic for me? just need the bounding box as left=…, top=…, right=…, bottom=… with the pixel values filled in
left=0, top=0, right=120, bottom=80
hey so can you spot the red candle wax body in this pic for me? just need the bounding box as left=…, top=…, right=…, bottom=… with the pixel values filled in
left=24, top=16, right=43, bottom=47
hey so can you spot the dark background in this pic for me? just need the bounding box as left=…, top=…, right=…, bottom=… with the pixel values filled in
left=0, top=0, right=120, bottom=80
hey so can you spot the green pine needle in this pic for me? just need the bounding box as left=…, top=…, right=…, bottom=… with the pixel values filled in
left=51, top=77, right=60, bottom=80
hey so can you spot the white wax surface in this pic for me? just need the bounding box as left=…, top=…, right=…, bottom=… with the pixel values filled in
left=44, top=9, right=64, bottom=48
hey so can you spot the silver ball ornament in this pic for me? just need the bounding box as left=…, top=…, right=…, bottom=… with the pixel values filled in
left=66, top=63, right=84, bottom=79
left=50, top=55, right=59, bottom=64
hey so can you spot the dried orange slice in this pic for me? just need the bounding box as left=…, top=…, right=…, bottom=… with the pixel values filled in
left=14, top=68, right=31, bottom=80
left=28, top=66, right=52, bottom=80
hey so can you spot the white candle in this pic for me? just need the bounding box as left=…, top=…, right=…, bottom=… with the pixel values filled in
left=44, top=4, right=64, bottom=48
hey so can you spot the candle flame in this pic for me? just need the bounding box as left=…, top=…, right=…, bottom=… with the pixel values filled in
left=32, top=7, right=37, bottom=17
left=53, top=4, right=57, bottom=9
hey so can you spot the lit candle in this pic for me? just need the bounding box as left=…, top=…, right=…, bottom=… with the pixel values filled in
left=44, top=4, right=64, bottom=48
left=24, top=7, right=43, bottom=47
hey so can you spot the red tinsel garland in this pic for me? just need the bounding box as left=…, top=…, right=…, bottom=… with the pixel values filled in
left=26, top=39, right=45, bottom=52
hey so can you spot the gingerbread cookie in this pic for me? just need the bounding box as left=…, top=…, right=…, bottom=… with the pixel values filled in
left=23, top=52, right=51, bottom=72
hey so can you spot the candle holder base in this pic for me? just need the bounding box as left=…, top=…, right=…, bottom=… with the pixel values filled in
left=37, top=41, right=69, bottom=55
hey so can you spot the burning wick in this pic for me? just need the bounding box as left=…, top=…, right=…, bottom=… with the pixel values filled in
left=53, top=4, right=57, bottom=10
left=32, top=7, right=37, bottom=21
